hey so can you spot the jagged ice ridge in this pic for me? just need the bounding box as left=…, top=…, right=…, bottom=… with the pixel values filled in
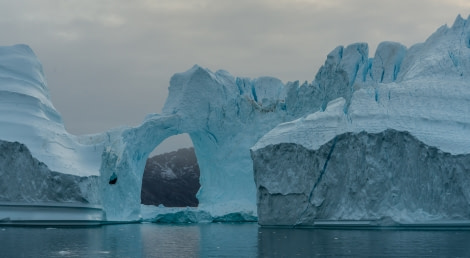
left=251, top=15, right=470, bottom=226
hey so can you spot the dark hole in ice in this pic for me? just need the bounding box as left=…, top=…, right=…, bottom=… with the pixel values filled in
left=141, top=134, right=200, bottom=207
left=109, top=172, right=117, bottom=185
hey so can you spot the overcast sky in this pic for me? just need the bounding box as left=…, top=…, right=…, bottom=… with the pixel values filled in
left=0, top=0, right=469, bottom=153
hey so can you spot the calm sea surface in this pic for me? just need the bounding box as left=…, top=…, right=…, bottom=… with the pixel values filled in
left=1, top=222, right=470, bottom=257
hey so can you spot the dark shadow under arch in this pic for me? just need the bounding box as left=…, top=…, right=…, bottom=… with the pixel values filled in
left=140, top=134, right=200, bottom=207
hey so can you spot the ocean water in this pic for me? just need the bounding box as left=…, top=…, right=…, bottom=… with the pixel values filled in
left=1, top=223, right=470, bottom=257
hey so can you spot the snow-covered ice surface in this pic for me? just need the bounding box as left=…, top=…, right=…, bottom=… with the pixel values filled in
left=253, top=15, right=470, bottom=155
left=251, top=15, right=470, bottom=226
left=2, top=15, right=470, bottom=224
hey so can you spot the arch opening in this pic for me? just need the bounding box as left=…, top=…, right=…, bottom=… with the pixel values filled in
left=140, top=133, right=200, bottom=207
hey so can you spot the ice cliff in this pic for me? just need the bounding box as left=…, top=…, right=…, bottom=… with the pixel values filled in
left=0, top=46, right=105, bottom=222
left=0, top=140, right=99, bottom=204
left=253, top=130, right=470, bottom=226
left=252, top=15, right=470, bottom=226
left=1, top=15, right=469, bottom=224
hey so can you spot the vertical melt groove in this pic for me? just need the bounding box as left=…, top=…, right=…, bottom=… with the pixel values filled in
left=294, top=136, right=338, bottom=226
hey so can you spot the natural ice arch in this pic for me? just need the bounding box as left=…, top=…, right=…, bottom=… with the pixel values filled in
left=99, top=111, right=263, bottom=221
left=100, top=52, right=368, bottom=221
left=99, top=66, right=296, bottom=221
left=99, top=115, right=181, bottom=221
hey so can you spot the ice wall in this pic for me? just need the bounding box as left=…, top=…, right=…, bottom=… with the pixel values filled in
left=251, top=15, right=470, bottom=226
left=0, top=140, right=99, bottom=204
left=253, top=130, right=470, bottom=226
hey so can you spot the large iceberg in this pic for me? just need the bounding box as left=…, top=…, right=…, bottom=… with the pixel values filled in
left=0, top=45, right=106, bottom=223
left=0, top=34, right=358, bottom=222
left=1, top=15, right=470, bottom=225
left=0, top=46, right=312, bottom=222
left=251, top=15, right=470, bottom=226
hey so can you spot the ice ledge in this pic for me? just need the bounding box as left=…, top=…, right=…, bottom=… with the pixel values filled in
left=0, top=202, right=105, bottom=226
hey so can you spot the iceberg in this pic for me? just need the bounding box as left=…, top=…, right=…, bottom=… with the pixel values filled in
left=0, top=46, right=306, bottom=222
left=251, top=15, right=470, bottom=226
left=0, top=45, right=108, bottom=224
left=1, top=15, right=469, bottom=225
